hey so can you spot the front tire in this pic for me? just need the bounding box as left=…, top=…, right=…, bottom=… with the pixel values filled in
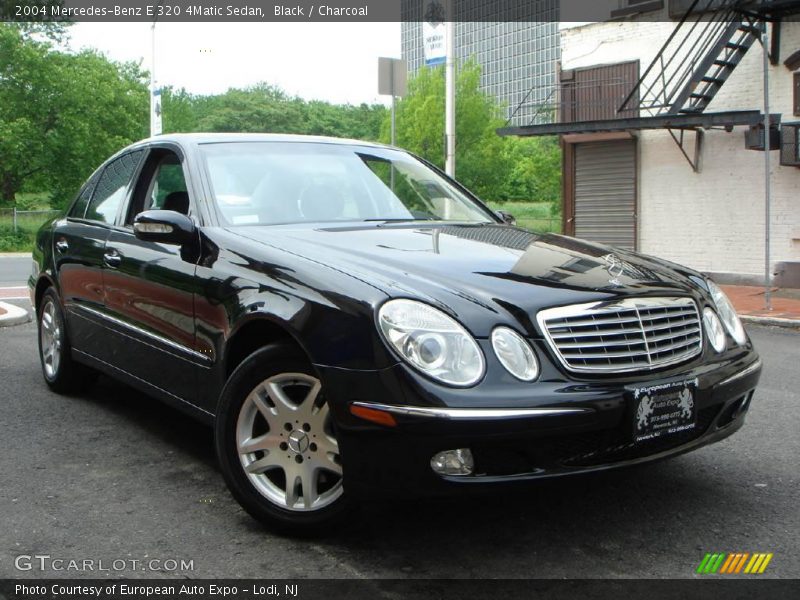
left=37, top=288, right=97, bottom=394
left=215, top=345, right=351, bottom=533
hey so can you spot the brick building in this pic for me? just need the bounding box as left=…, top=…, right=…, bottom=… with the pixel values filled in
left=500, top=0, right=800, bottom=285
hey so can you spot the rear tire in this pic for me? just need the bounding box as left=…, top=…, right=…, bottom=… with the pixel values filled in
left=37, top=288, right=97, bottom=394
left=215, top=344, right=352, bottom=534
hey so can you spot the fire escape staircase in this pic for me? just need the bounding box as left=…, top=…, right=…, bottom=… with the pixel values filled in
left=668, top=20, right=763, bottom=114
left=618, top=0, right=768, bottom=170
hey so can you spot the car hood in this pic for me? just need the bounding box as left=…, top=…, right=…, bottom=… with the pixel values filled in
left=233, top=223, right=706, bottom=337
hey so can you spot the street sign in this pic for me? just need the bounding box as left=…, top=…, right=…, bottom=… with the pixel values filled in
left=151, top=87, right=162, bottom=136
left=378, top=57, right=407, bottom=97
left=423, top=0, right=447, bottom=67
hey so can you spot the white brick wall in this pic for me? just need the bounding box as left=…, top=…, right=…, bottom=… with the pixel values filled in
left=560, top=18, right=800, bottom=277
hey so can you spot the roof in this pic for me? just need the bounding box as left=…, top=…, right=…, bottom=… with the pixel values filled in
left=139, top=132, right=393, bottom=149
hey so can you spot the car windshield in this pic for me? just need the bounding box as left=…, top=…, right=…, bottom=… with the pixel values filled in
left=200, top=141, right=496, bottom=226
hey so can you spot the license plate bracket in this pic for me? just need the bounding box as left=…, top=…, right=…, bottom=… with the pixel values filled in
left=628, top=379, right=698, bottom=443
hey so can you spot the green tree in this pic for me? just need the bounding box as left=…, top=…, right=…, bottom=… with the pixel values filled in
left=303, top=100, right=385, bottom=140
left=161, top=86, right=198, bottom=134
left=501, top=136, right=562, bottom=213
left=0, top=23, right=148, bottom=207
left=381, top=60, right=563, bottom=213
left=382, top=60, right=508, bottom=201
left=171, top=83, right=387, bottom=140
left=193, top=84, right=306, bottom=133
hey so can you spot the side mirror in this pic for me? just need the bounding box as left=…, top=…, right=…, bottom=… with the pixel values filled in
left=133, top=210, right=196, bottom=245
left=496, top=210, right=516, bottom=226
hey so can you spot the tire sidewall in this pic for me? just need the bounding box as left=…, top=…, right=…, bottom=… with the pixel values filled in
left=214, top=345, right=351, bottom=533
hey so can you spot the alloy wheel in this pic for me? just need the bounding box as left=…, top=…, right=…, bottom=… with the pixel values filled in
left=40, top=299, right=62, bottom=379
left=236, top=372, right=343, bottom=512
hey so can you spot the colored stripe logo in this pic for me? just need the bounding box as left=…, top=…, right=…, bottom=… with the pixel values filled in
left=697, top=552, right=773, bottom=574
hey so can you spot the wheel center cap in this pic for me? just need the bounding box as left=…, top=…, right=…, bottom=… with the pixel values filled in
left=287, top=430, right=309, bottom=454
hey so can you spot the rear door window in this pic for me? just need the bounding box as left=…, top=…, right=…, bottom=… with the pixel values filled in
left=85, top=151, right=144, bottom=225
left=68, top=172, right=101, bottom=219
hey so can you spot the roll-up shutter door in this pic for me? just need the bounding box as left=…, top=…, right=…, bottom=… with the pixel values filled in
left=574, top=140, right=636, bottom=250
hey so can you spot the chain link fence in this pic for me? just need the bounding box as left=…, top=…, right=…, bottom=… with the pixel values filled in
left=0, top=208, right=62, bottom=234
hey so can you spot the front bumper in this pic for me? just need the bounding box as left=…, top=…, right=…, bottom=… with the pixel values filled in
left=319, top=347, right=761, bottom=497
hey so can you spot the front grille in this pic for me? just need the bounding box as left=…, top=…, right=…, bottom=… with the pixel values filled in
left=537, top=297, right=702, bottom=373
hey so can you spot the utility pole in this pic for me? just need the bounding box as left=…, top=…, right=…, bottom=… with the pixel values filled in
left=444, top=0, right=455, bottom=177
left=762, top=24, right=772, bottom=311
left=150, top=3, right=163, bottom=137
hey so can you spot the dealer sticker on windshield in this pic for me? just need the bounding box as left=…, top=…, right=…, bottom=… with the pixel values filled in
left=629, top=378, right=699, bottom=443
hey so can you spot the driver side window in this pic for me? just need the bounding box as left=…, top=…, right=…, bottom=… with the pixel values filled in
left=126, top=151, right=191, bottom=225
left=148, top=160, right=187, bottom=211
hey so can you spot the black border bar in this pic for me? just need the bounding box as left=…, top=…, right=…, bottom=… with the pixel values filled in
left=2, top=579, right=800, bottom=600
left=5, top=0, right=792, bottom=23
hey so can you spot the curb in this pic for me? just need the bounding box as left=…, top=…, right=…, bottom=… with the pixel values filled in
left=740, top=314, right=800, bottom=329
left=0, top=252, right=32, bottom=258
left=0, top=301, right=31, bottom=327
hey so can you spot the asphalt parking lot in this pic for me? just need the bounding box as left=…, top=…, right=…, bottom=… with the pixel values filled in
left=0, top=318, right=797, bottom=580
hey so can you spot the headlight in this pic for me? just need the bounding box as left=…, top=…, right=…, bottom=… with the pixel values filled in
left=707, top=280, right=747, bottom=345
left=491, top=327, right=539, bottom=381
left=378, top=299, right=485, bottom=386
left=703, top=307, right=726, bottom=353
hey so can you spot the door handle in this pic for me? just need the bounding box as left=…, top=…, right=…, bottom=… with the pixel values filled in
left=103, top=249, right=122, bottom=267
left=55, top=239, right=69, bottom=253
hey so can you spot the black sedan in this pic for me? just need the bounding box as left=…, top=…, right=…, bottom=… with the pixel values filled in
left=30, top=134, right=761, bottom=533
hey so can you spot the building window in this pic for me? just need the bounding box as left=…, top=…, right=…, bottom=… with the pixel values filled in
left=611, top=0, right=664, bottom=19
left=794, top=72, right=800, bottom=117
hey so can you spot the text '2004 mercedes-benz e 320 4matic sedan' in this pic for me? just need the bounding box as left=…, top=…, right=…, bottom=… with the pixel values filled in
left=30, top=134, right=761, bottom=533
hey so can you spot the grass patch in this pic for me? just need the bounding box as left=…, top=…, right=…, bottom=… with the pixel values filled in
left=487, top=201, right=561, bottom=233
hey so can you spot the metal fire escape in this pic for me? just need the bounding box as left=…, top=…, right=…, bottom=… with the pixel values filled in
left=619, top=0, right=764, bottom=118
left=612, top=0, right=769, bottom=169
left=498, top=0, right=796, bottom=173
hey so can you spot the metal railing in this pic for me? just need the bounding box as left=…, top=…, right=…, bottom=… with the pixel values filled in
left=506, top=76, right=637, bottom=126
left=506, top=0, right=760, bottom=125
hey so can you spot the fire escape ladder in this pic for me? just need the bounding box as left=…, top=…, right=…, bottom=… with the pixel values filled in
left=618, top=0, right=765, bottom=117
left=669, top=20, right=764, bottom=114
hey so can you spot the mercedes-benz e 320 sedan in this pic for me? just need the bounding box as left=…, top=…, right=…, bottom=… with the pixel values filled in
left=31, top=134, right=761, bottom=532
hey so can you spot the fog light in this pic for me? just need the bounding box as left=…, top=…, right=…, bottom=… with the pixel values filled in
left=430, top=449, right=474, bottom=476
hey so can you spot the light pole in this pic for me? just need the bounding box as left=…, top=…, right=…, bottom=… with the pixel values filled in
left=444, top=0, right=455, bottom=177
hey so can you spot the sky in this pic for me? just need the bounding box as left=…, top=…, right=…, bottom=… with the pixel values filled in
left=68, top=22, right=402, bottom=105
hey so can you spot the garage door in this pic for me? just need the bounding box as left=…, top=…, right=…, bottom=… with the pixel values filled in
left=574, top=140, right=636, bottom=250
